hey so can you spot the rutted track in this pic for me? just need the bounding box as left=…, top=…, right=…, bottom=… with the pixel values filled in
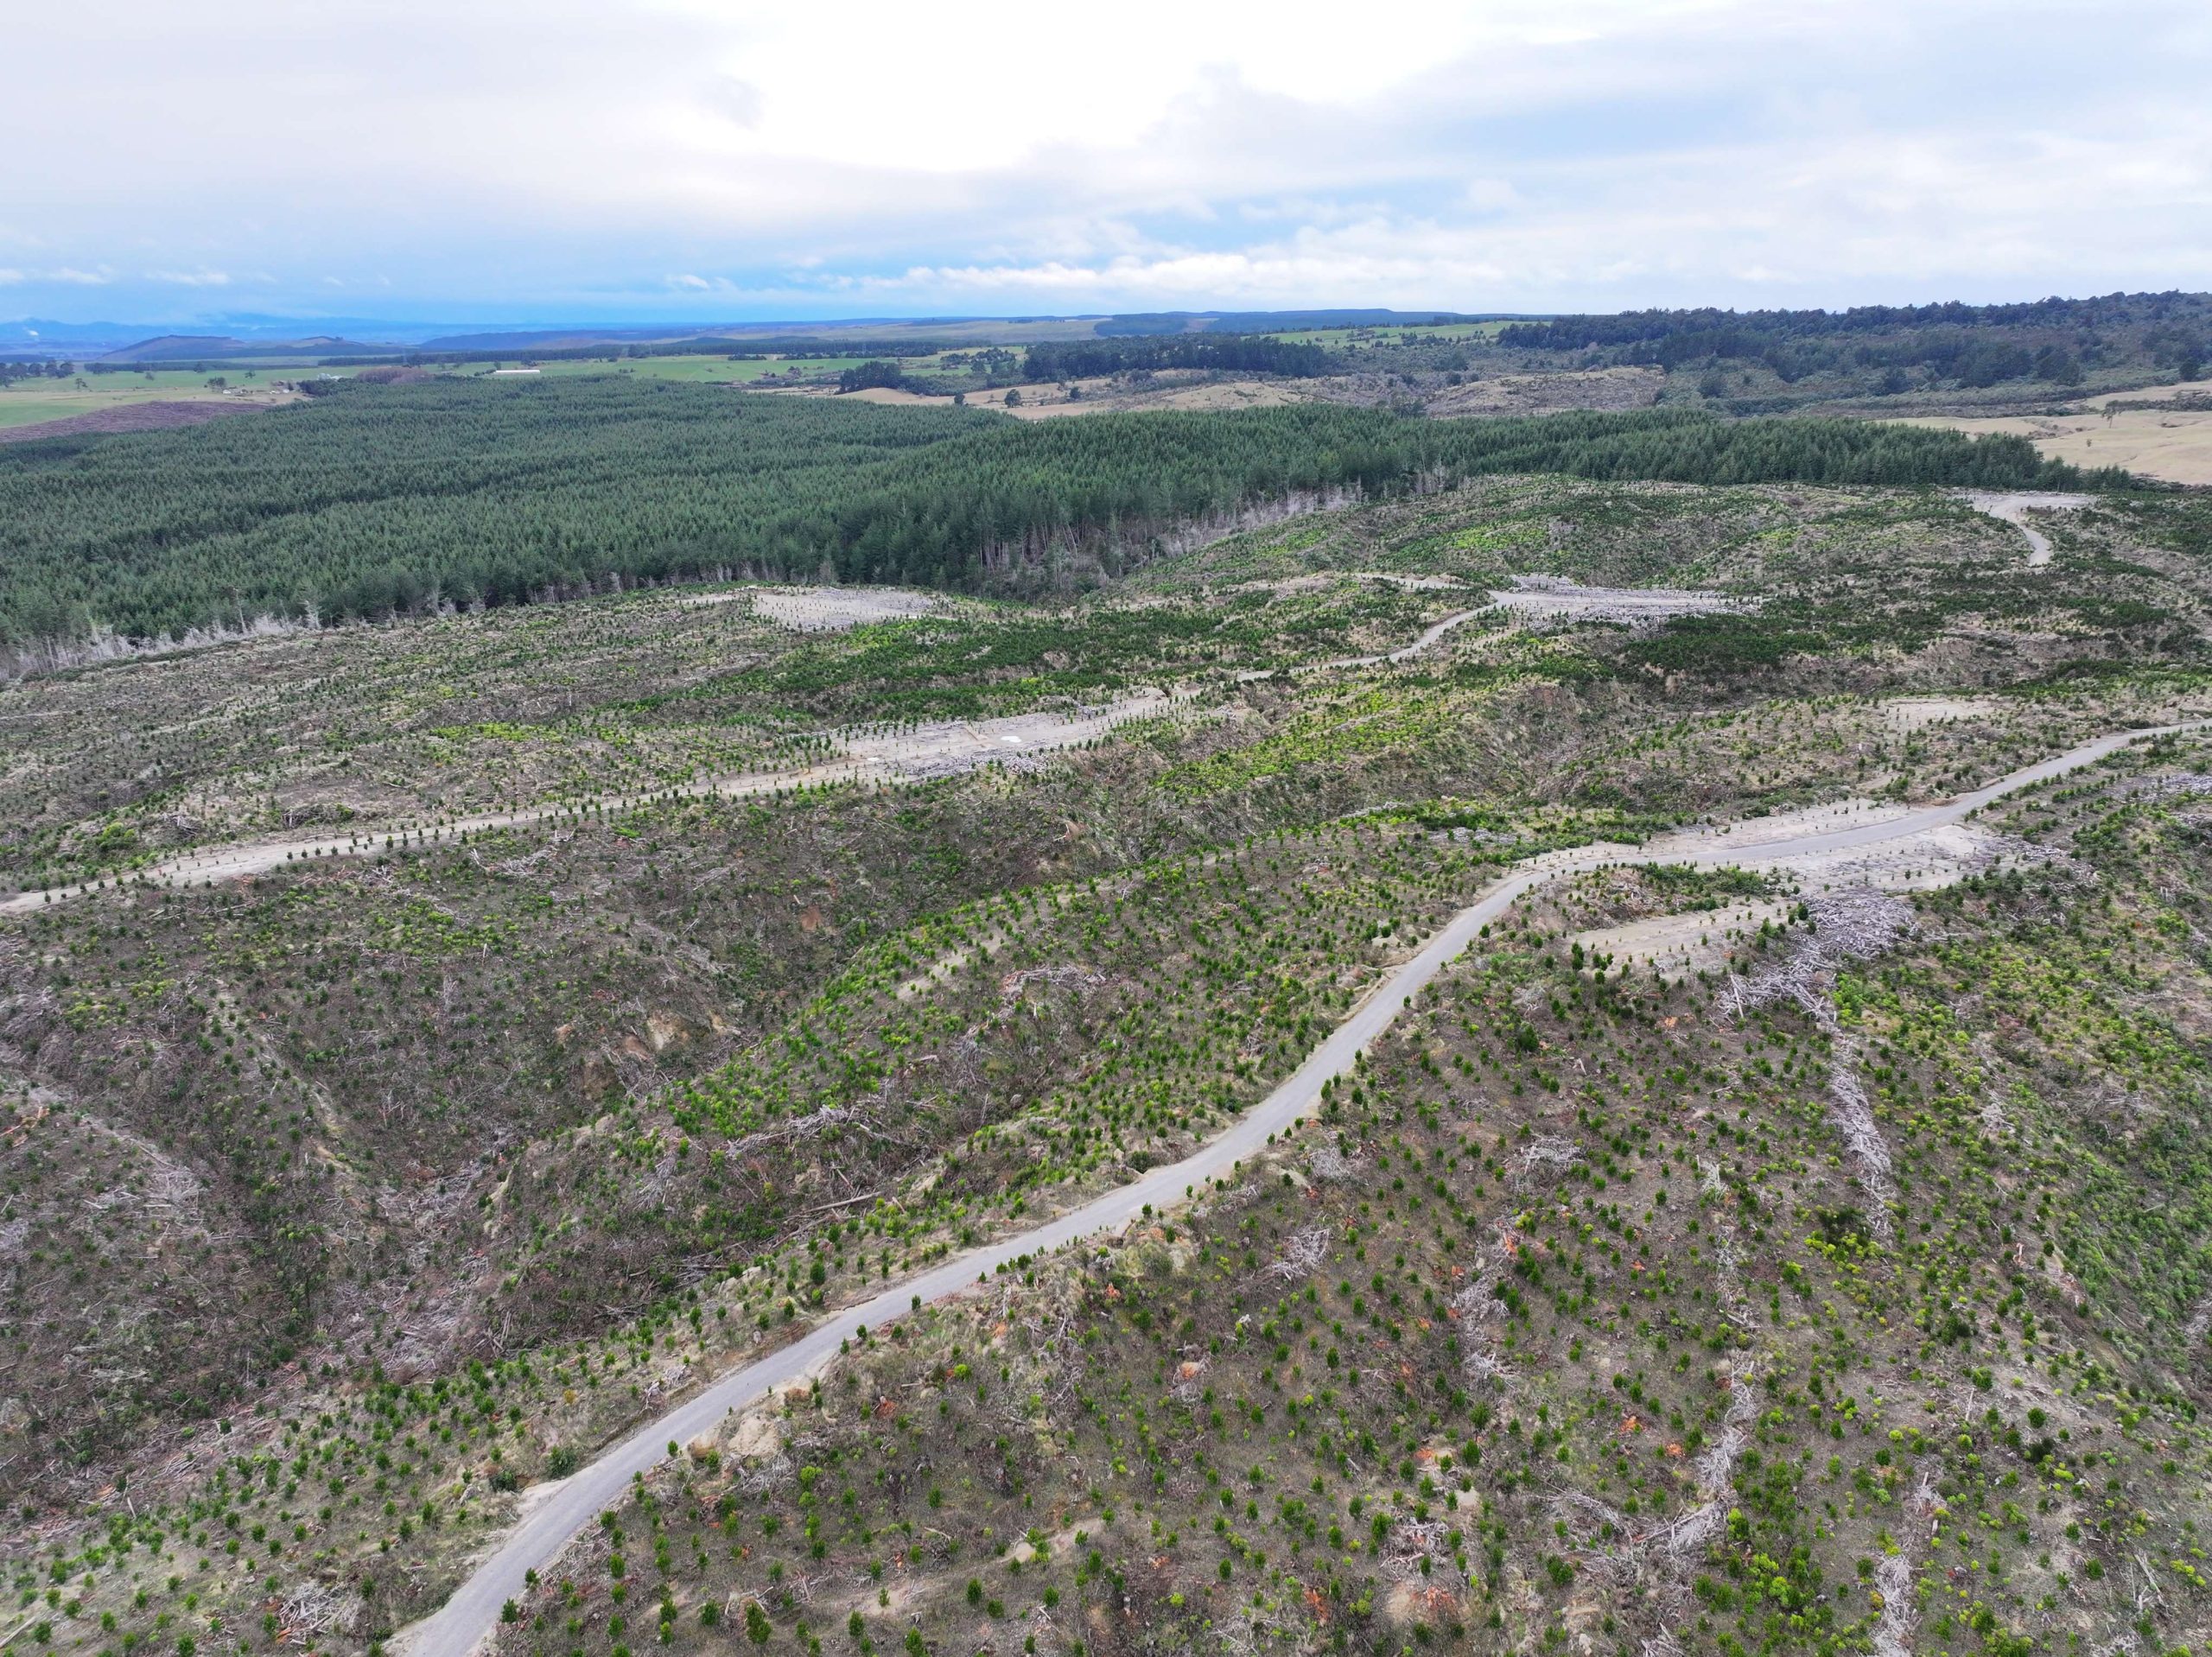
left=398, top=716, right=2207, bottom=1657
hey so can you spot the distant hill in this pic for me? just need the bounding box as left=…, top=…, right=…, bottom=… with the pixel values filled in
left=411, top=310, right=1534, bottom=355
left=94, top=333, right=403, bottom=365
left=30, top=310, right=1535, bottom=367
left=409, top=319, right=1092, bottom=353
left=1, top=318, right=159, bottom=357
left=1095, top=308, right=1535, bottom=335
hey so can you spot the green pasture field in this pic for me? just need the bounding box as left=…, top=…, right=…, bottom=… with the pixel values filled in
left=0, top=354, right=901, bottom=429
left=0, top=366, right=298, bottom=429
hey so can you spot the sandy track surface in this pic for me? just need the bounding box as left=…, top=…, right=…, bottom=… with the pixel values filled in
left=0, top=691, right=1185, bottom=916
left=397, top=714, right=2209, bottom=1657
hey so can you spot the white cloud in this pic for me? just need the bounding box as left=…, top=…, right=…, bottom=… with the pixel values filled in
left=835, top=225, right=1516, bottom=308
left=700, top=75, right=764, bottom=130
left=0, top=0, right=2204, bottom=318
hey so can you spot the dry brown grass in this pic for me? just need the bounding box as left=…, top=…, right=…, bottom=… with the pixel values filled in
left=0, top=397, right=284, bottom=445
left=1902, top=378, right=2212, bottom=485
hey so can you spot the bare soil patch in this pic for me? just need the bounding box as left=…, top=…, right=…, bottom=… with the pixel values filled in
left=1571, top=898, right=1795, bottom=977
left=751, top=586, right=934, bottom=632
left=1878, top=695, right=2000, bottom=733
left=1421, top=365, right=1665, bottom=417
left=1096, top=378, right=1313, bottom=415
left=0, top=398, right=273, bottom=445
left=1491, top=575, right=1736, bottom=624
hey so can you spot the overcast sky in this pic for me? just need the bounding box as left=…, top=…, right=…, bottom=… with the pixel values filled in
left=3, top=0, right=2206, bottom=327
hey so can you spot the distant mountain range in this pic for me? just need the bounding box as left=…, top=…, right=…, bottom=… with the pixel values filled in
left=2, top=309, right=1524, bottom=364
left=89, top=333, right=398, bottom=364
left=0, top=316, right=491, bottom=357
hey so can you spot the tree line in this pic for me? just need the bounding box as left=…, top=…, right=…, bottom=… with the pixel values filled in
left=1022, top=335, right=1332, bottom=380
left=0, top=379, right=2132, bottom=661
left=1497, top=293, right=2210, bottom=390
left=1497, top=291, right=2212, bottom=351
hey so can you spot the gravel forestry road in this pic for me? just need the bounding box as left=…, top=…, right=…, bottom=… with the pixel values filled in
left=1958, top=490, right=2096, bottom=565
left=0, top=690, right=1188, bottom=916
left=396, top=715, right=2208, bottom=1657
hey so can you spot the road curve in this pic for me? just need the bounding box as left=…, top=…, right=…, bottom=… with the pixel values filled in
left=1373, top=606, right=1496, bottom=666
left=400, top=716, right=2205, bottom=1657
left=1958, top=490, right=2095, bottom=567
left=1239, top=606, right=1499, bottom=681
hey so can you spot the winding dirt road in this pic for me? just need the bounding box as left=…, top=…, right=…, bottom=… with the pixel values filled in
left=1959, top=490, right=2095, bottom=566
left=398, top=715, right=2206, bottom=1657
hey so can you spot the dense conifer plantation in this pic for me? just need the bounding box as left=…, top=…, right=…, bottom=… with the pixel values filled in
left=0, top=379, right=2123, bottom=656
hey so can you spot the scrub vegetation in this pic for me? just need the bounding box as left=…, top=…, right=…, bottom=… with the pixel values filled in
left=6, top=432, right=2212, bottom=1657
